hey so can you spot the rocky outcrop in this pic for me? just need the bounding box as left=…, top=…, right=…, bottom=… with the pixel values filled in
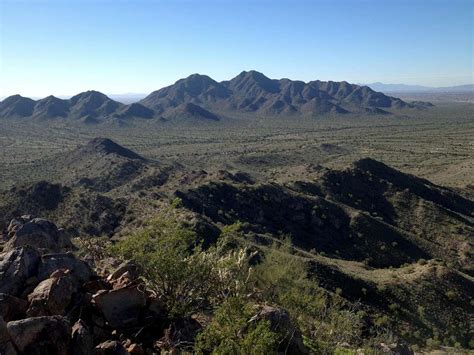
left=27, top=269, right=76, bottom=317
left=0, top=294, right=28, bottom=321
left=0, top=218, right=166, bottom=354
left=93, top=282, right=147, bottom=328
left=4, top=217, right=73, bottom=253
left=7, top=316, right=71, bottom=354
left=0, top=246, right=40, bottom=296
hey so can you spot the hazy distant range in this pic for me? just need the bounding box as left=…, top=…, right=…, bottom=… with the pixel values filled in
left=363, top=83, right=474, bottom=93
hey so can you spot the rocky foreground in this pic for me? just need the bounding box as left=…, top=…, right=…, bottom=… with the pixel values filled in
left=0, top=216, right=417, bottom=355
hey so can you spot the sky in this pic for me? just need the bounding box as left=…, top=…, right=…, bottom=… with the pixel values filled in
left=0, top=0, right=472, bottom=97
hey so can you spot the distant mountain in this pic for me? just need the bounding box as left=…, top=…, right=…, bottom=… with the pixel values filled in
left=141, top=71, right=416, bottom=117
left=166, top=103, right=221, bottom=121
left=0, top=95, right=36, bottom=118
left=32, top=95, right=69, bottom=119
left=365, top=82, right=474, bottom=93
left=114, top=103, right=155, bottom=120
left=0, top=72, right=430, bottom=123
left=0, top=91, right=146, bottom=123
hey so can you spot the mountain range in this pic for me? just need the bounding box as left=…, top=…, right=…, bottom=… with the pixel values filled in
left=0, top=71, right=431, bottom=123
left=365, top=82, right=474, bottom=93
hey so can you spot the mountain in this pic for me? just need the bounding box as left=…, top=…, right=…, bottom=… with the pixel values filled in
left=52, top=137, right=147, bottom=191
left=68, top=90, right=123, bottom=122
left=114, top=103, right=155, bottom=119
left=140, top=74, right=231, bottom=113
left=167, top=103, right=220, bottom=121
left=0, top=95, right=36, bottom=118
left=32, top=95, right=70, bottom=119
left=0, top=72, right=430, bottom=122
left=365, top=82, right=474, bottom=93
left=141, top=70, right=417, bottom=117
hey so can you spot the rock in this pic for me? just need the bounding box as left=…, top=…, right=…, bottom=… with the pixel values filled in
left=94, top=285, right=146, bottom=328
left=38, top=252, right=93, bottom=284
left=0, top=293, right=28, bottom=321
left=7, top=315, right=71, bottom=354
left=7, top=219, right=23, bottom=236
left=71, top=319, right=94, bottom=355
left=95, top=340, right=129, bottom=355
left=127, top=343, right=144, bottom=355
left=5, top=218, right=73, bottom=253
left=250, top=305, right=308, bottom=354
left=0, top=341, right=17, bottom=355
left=107, top=261, right=141, bottom=283
left=0, top=246, right=41, bottom=296
left=379, top=342, right=414, bottom=355
left=27, top=269, right=76, bottom=317
left=0, top=316, right=9, bottom=343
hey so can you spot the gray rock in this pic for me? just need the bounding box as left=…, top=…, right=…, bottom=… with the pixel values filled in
left=71, top=319, right=94, bottom=355
left=94, top=285, right=146, bottom=328
left=107, top=261, right=141, bottom=282
left=0, top=246, right=40, bottom=296
left=38, top=252, right=93, bottom=284
left=5, top=218, right=73, bottom=253
left=7, top=315, right=71, bottom=354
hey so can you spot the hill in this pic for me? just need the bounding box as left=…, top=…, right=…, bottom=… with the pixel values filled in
left=0, top=138, right=472, bottom=350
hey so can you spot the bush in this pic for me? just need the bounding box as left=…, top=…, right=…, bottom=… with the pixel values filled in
left=195, top=297, right=278, bottom=354
left=252, top=241, right=365, bottom=353
left=112, top=213, right=255, bottom=318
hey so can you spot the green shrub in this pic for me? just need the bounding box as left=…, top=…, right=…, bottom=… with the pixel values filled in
left=252, top=241, right=364, bottom=353
left=195, top=297, right=278, bottom=355
left=112, top=213, right=255, bottom=318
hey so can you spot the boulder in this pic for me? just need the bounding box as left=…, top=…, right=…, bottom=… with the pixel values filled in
left=0, top=246, right=40, bottom=296
left=7, top=315, right=71, bottom=354
left=38, top=252, right=93, bottom=284
left=71, top=319, right=94, bottom=355
left=379, top=342, right=414, bottom=355
left=95, top=340, right=129, bottom=355
left=0, top=317, right=16, bottom=354
left=0, top=293, right=28, bottom=321
left=250, top=305, right=308, bottom=354
left=127, top=343, right=144, bottom=355
left=94, top=285, right=146, bottom=328
left=107, top=261, right=141, bottom=282
left=0, top=316, right=9, bottom=343
left=0, top=341, right=17, bottom=355
left=5, top=218, right=73, bottom=253
left=27, top=269, right=76, bottom=317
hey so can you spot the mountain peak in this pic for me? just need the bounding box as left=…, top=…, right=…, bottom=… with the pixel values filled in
left=69, top=90, right=110, bottom=104
left=83, top=138, right=145, bottom=160
left=228, top=70, right=280, bottom=94
left=0, top=94, right=36, bottom=117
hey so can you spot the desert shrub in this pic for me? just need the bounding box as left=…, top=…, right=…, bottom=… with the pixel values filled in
left=75, top=235, right=113, bottom=262
left=252, top=241, right=365, bottom=353
left=194, top=297, right=278, bottom=355
left=112, top=214, right=255, bottom=318
left=112, top=214, right=214, bottom=317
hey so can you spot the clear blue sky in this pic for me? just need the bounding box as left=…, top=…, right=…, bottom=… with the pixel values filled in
left=0, top=0, right=472, bottom=97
